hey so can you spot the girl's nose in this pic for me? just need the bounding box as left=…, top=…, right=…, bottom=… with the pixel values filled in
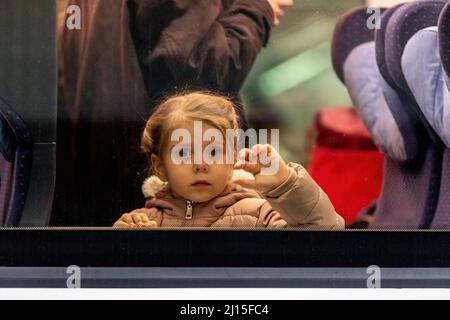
left=193, top=163, right=209, bottom=173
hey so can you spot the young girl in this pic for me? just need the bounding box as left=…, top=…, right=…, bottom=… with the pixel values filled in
left=113, top=92, right=344, bottom=229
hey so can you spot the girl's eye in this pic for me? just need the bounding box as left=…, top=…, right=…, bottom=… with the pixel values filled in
left=210, top=147, right=222, bottom=157
left=179, top=148, right=190, bottom=157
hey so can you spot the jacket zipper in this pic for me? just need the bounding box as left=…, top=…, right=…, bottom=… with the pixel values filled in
left=185, top=200, right=193, bottom=220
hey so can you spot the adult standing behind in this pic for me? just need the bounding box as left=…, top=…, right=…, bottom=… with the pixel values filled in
left=54, top=0, right=293, bottom=226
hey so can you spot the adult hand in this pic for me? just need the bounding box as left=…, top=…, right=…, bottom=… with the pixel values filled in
left=266, top=0, right=294, bottom=26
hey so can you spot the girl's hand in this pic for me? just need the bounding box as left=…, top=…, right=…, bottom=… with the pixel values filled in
left=113, top=212, right=158, bottom=228
left=233, top=144, right=290, bottom=193
left=266, top=0, right=294, bottom=26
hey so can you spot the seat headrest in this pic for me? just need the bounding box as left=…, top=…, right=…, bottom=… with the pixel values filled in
left=0, top=96, right=32, bottom=147
left=384, top=1, right=446, bottom=94
left=342, top=40, right=419, bottom=161
left=439, top=1, right=450, bottom=77
left=335, top=6, right=423, bottom=161
left=374, top=4, right=404, bottom=88
left=332, top=7, right=382, bottom=83
left=0, top=118, right=15, bottom=162
left=403, top=26, right=450, bottom=148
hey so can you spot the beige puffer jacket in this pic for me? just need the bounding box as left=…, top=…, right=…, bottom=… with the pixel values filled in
left=129, top=162, right=345, bottom=229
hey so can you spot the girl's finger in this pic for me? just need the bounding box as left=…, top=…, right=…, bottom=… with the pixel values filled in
left=140, top=213, right=150, bottom=223
left=252, top=144, right=274, bottom=167
left=143, top=221, right=158, bottom=228
left=238, top=148, right=252, bottom=162
left=234, top=161, right=261, bottom=175
left=233, top=179, right=258, bottom=190
left=238, top=145, right=280, bottom=168
left=121, top=213, right=133, bottom=224
left=132, top=214, right=143, bottom=224
left=240, top=146, right=268, bottom=164
left=252, top=144, right=273, bottom=156
left=113, top=221, right=132, bottom=228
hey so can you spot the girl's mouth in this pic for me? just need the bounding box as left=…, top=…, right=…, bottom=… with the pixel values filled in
left=191, top=180, right=211, bottom=187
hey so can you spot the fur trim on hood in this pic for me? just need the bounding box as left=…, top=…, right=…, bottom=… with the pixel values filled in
left=142, top=169, right=255, bottom=198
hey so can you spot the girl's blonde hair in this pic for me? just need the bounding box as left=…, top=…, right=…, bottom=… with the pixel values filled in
left=141, top=92, right=241, bottom=175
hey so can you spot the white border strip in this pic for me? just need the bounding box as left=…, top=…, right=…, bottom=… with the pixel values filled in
left=0, top=289, right=450, bottom=300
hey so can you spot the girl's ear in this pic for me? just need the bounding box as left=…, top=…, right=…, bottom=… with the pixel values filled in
left=151, top=154, right=167, bottom=182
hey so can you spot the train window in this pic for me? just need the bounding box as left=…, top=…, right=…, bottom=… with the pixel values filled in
left=0, top=0, right=449, bottom=233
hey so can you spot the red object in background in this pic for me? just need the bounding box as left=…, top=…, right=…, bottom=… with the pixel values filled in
left=309, top=108, right=384, bottom=224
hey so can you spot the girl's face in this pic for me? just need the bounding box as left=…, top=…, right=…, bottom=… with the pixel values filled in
left=152, top=120, right=234, bottom=203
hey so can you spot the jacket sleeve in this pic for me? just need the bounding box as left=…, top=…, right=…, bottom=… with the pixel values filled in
left=129, top=0, right=274, bottom=95
left=256, top=163, right=345, bottom=229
